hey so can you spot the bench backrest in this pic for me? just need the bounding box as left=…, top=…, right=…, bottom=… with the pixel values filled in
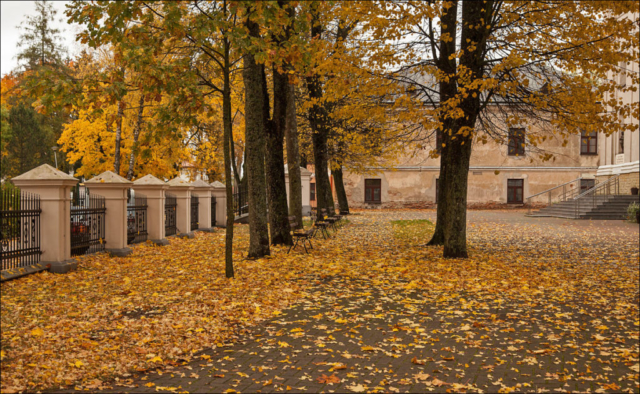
left=288, top=216, right=298, bottom=230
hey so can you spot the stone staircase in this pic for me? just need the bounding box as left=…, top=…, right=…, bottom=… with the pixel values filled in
left=529, top=195, right=638, bottom=220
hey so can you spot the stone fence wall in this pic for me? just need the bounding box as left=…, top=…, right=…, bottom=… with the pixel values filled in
left=6, top=164, right=312, bottom=276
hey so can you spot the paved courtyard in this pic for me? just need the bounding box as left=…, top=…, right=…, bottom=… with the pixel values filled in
left=61, top=211, right=638, bottom=394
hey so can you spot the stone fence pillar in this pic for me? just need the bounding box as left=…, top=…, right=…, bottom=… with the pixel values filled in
left=133, top=174, right=169, bottom=245
left=191, top=179, right=214, bottom=232
left=167, top=177, right=194, bottom=238
left=85, top=171, right=132, bottom=257
left=210, top=181, right=227, bottom=227
left=12, top=164, right=78, bottom=273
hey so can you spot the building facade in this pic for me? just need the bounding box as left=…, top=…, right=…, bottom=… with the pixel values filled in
left=342, top=125, right=602, bottom=208
left=596, top=59, right=640, bottom=194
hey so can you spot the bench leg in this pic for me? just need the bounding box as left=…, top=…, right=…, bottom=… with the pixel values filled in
left=288, top=238, right=299, bottom=254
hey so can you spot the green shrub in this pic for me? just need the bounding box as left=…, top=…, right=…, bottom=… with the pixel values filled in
left=627, top=202, right=639, bottom=223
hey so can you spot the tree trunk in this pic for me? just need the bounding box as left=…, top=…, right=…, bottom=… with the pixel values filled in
left=427, top=119, right=451, bottom=246
left=222, top=33, right=235, bottom=278
left=266, top=65, right=292, bottom=245
left=243, top=17, right=270, bottom=258
left=306, top=14, right=335, bottom=216
left=333, top=164, right=349, bottom=214
left=441, top=0, right=491, bottom=258
left=229, top=127, right=242, bottom=187
left=285, top=82, right=303, bottom=228
left=114, top=100, right=125, bottom=175
left=427, top=0, right=458, bottom=246
left=442, top=121, right=472, bottom=258
left=126, top=95, right=145, bottom=180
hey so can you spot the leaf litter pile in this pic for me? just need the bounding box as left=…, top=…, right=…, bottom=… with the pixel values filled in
left=1, top=210, right=638, bottom=393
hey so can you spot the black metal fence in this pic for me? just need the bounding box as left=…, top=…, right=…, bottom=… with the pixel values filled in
left=70, top=188, right=106, bottom=256
left=127, top=192, right=148, bottom=244
left=211, top=196, right=216, bottom=226
left=233, top=187, right=248, bottom=217
left=165, top=193, right=177, bottom=236
left=191, top=195, right=199, bottom=231
left=1, top=187, right=41, bottom=270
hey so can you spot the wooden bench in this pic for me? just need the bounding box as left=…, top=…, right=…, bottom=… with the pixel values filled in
left=321, top=208, right=340, bottom=230
left=288, top=216, right=314, bottom=254
left=311, top=209, right=331, bottom=239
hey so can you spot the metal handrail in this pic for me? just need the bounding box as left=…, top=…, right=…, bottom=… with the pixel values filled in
left=574, top=174, right=619, bottom=200
left=574, top=175, right=620, bottom=218
left=526, top=177, right=583, bottom=200
left=526, top=177, right=583, bottom=214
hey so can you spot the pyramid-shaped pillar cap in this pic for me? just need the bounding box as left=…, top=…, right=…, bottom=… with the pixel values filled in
left=85, top=171, right=132, bottom=185
left=167, top=177, right=193, bottom=188
left=12, top=164, right=78, bottom=183
left=133, top=174, right=166, bottom=186
left=191, top=179, right=213, bottom=189
left=210, top=181, right=225, bottom=189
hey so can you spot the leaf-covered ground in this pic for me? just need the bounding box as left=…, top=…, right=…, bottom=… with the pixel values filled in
left=1, top=210, right=638, bottom=393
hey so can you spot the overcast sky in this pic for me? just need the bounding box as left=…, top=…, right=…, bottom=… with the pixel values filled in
left=1, top=0, right=81, bottom=77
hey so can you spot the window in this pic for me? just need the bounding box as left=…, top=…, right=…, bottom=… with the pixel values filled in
left=508, top=128, right=525, bottom=156
left=580, top=131, right=598, bottom=155
left=580, top=179, right=595, bottom=193
left=507, top=179, right=524, bottom=204
left=619, top=132, right=625, bottom=154
left=310, top=183, right=316, bottom=201
left=364, top=179, right=381, bottom=203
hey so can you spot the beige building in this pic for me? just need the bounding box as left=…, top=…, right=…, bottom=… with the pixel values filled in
left=596, top=59, right=640, bottom=194
left=342, top=119, right=603, bottom=208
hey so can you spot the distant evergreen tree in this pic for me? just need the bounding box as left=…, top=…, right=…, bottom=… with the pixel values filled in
left=16, top=0, right=67, bottom=71
left=4, top=104, right=54, bottom=177
left=11, top=0, right=71, bottom=175
left=0, top=105, right=13, bottom=178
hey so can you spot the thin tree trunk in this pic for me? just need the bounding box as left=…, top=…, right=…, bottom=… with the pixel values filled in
left=243, top=16, right=270, bottom=258
left=222, top=30, right=235, bottom=278
left=285, top=82, right=303, bottom=228
left=114, top=99, right=125, bottom=174
left=126, top=95, right=145, bottom=180
left=229, top=126, right=242, bottom=187
left=333, top=164, right=349, bottom=214
left=266, top=64, right=292, bottom=246
left=428, top=0, right=458, bottom=246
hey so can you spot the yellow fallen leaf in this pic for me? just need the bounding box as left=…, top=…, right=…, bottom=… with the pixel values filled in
left=30, top=328, right=44, bottom=337
left=148, top=356, right=163, bottom=363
